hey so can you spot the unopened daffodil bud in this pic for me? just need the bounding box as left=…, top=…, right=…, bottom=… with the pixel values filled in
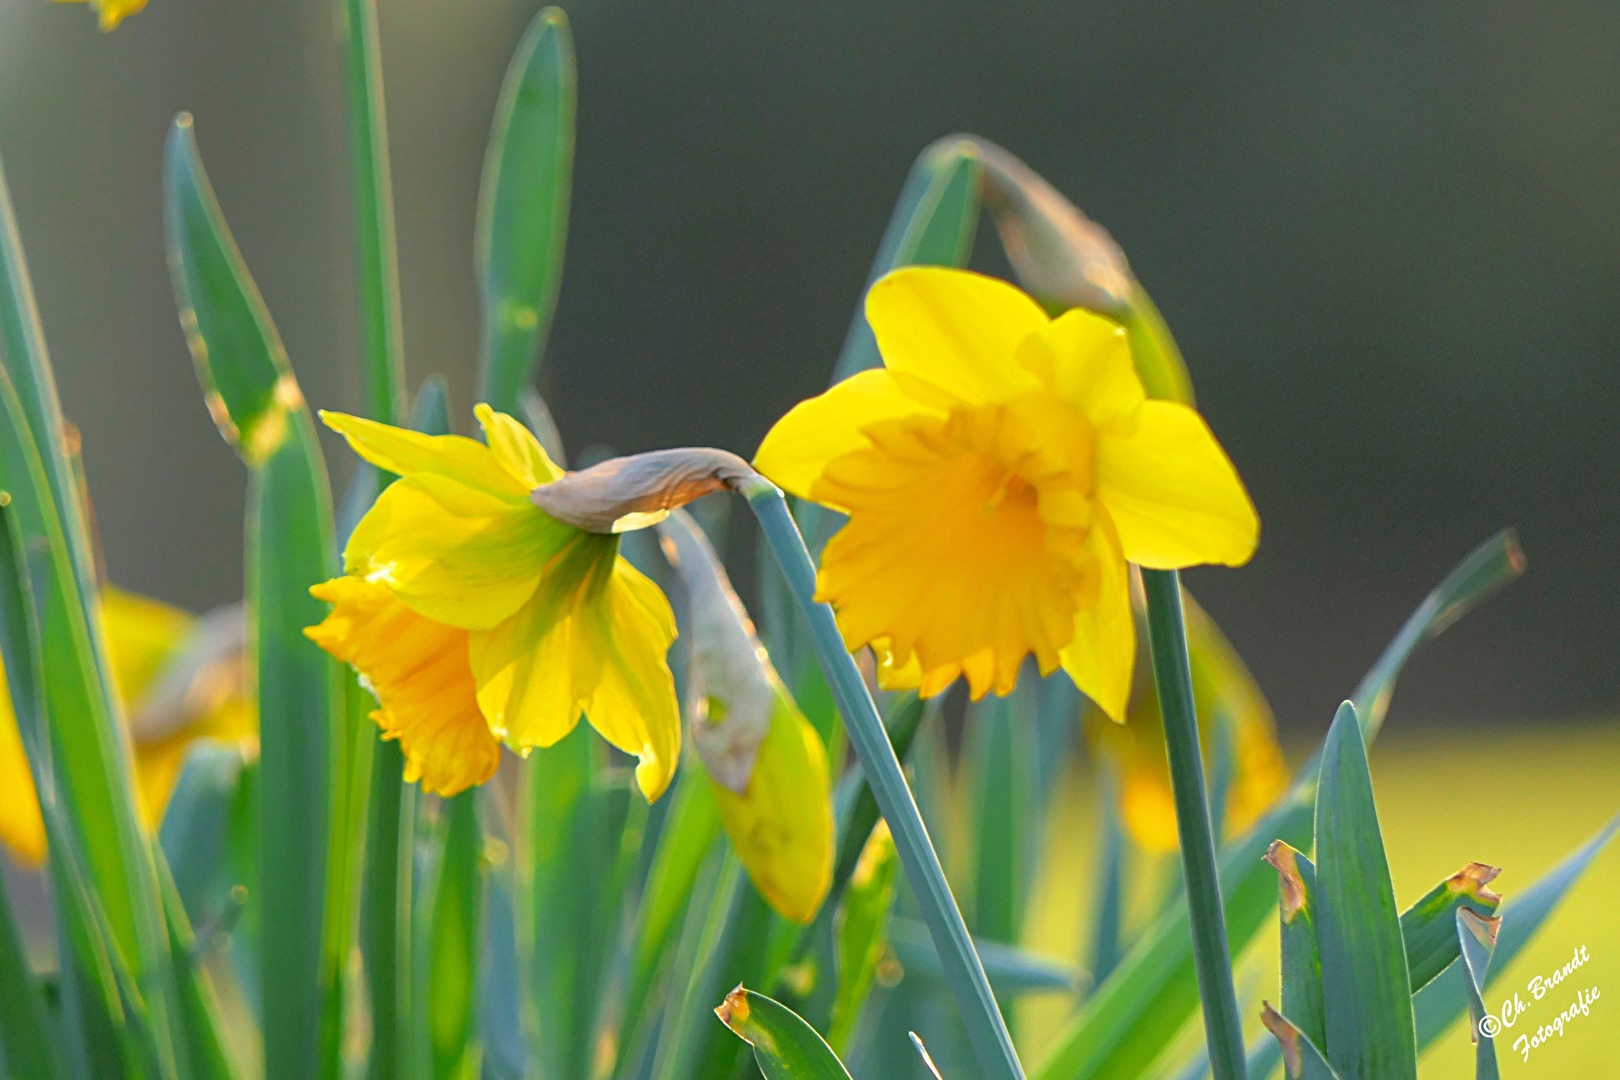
left=658, top=510, right=833, bottom=924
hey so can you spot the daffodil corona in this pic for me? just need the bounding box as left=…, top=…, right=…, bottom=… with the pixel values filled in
left=307, top=405, right=681, bottom=801
left=755, top=267, right=1258, bottom=719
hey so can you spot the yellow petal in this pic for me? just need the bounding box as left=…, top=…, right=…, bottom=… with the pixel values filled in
left=1059, top=516, right=1134, bottom=722
left=0, top=668, right=45, bottom=866
left=475, top=404, right=564, bottom=489
left=866, top=267, right=1048, bottom=405
left=321, top=411, right=530, bottom=502
left=345, top=477, right=567, bottom=630
left=753, top=368, right=936, bottom=504
left=100, top=587, right=193, bottom=705
left=470, top=540, right=682, bottom=802
left=1096, top=400, right=1259, bottom=569
left=1018, top=308, right=1145, bottom=431
left=582, top=560, right=682, bottom=802
left=307, top=576, right=501, bottom=797
left=710, top=691, right=834, bottom=923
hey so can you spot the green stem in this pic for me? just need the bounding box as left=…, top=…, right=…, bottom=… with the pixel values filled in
left=742, top=481, right=1025, bottom=1080
left=341, top=0, right=406, bottom=425
left=1139, top=569, right=1246, bottom=1080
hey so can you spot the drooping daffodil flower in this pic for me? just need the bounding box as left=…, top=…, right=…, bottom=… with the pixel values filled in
left=754, top=266, right=1259, bottom=719
left=306, top=405, right=681, bottom=801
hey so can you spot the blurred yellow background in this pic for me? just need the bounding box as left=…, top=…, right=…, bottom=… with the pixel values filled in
left=1025, top=720, right=1620, bottom=1078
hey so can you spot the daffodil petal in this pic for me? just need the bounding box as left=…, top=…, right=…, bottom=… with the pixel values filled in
left=0, top=671, right=45, bottom=866
left=1096, top=400, right=1259, bottom=569
left=345, top=478, right=563, bottom=630
left=1019, top=308, right=1145, bottom=431
left=475, top=403, right=564, bottom=488
left=710, top=691, right=834, bottom=923
left=1060, top=517, right=1134, bottom=722
left=321, top=411, right=530, bottom=501
left=866, top=266, right=1047, bottom=405
left=753, top=368, right=936, bottom=503
left=583, top=560, right=681, bottom=802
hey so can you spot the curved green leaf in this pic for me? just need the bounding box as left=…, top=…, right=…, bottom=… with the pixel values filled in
left=476, top=7, right=575, bottom=415
left=165, top=115, right=342, bottom=1080
left=1313, top=702, right=1416, bottom=1080
left=717, top=987, right=853, bottom=1080
left=1032, top=532, right=1522, bottom=1080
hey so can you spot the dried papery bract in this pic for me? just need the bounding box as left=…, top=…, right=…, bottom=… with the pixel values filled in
left=962, top=135, right=1136, bottom=317
left=657, top=510, right=772, bottom=791
left=530, top=447, right=756, bottom=532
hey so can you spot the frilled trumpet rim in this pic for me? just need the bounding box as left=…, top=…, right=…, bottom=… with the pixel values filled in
left=529, top=447, right=764, bottom=533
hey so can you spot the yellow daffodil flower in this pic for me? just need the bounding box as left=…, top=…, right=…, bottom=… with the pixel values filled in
left=754, top=266, right=1258, bottom=718
left=0, top=588, right=254, bottom=866
left=53, top=0, right=147, bottom=31
left=308, top=405, right=681, bottom=801
left=1089, top=590, right=1287, bottom=850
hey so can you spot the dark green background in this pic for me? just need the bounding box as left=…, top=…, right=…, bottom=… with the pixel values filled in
left=2, top=1, right=1615, bottom=732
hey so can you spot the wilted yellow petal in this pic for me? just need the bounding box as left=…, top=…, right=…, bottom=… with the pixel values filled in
left=866, top=267, right=1048, bottom=406
left=709, top=691, right=834, bottom=923
left=753, top=368, right=937, bottom=505
left=308, top=576, right=500, bottom=797
left=1096, top=400, right=1259, bottom=570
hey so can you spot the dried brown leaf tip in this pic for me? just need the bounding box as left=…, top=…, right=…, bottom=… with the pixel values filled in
left=714, top=985, right=751, bottom=1033
left=1447, top=862, right=1503, bottom=906
left=1264, top=840, right=1309, bottom=923
left=531, top=448, right=757, bottom=534
left=1259, top=1001, right=1303, bottom=1079
left=1459, top=907, right=1503, bottom=947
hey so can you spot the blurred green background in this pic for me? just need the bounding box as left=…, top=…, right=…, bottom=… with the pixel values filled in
left=1, top=0, right=1616, bottom=735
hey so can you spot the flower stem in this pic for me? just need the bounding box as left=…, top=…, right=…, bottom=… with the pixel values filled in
left=341, top=0, right=406, bottom=426
left=742, top=479, right=1025, bottom=1080
left=1139, top=568, right=1246, bottom=1080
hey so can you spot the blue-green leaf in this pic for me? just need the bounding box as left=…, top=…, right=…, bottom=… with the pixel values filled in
left=1455, top=910, right=1499, bottom=1080
left=476, top=8, right=575, bottom=415
left=1414, top=813, right=1620, bottom=1049
left=165, top=114, right=342, bottom=1080
left=1260, top=1004, right=1343, bottom=1080
left=1313, top=702, right=1416, bottom=1080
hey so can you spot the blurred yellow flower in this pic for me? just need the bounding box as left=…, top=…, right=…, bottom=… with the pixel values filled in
left=754, top=266, right=1258, bottom=718
left=54, top=0, right=147, bottom=31
left=310, top=405, right=681, bottom=801
left=1090, top=589, right=1288, bottom=851
left=0, top=588, right=254, bottom=866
